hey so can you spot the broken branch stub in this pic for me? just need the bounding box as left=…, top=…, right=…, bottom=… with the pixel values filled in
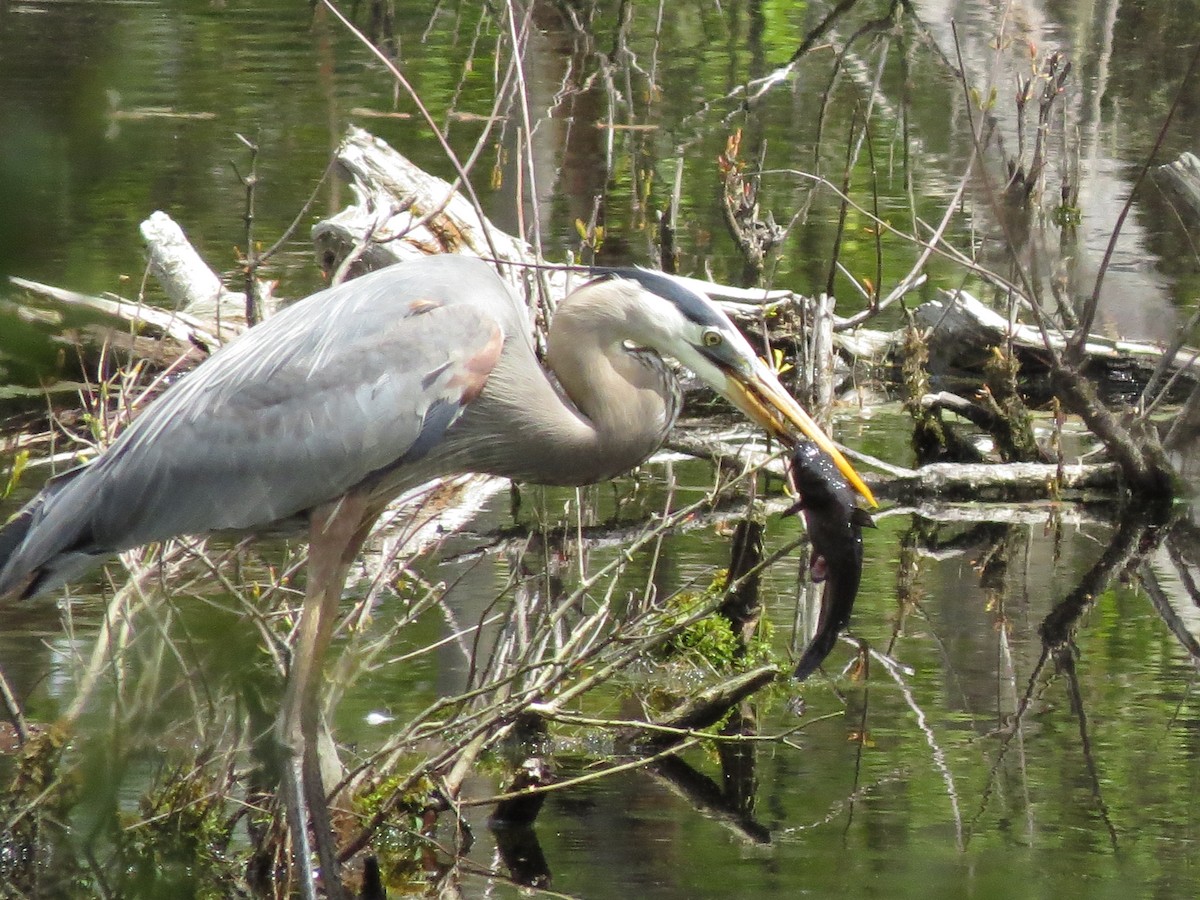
left=316, top=127, right=536, bottom=279
left=139, top=210, right=248, bottom=327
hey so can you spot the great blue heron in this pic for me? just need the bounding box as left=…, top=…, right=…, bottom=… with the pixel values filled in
left=0, top=254, right=874, bottom=896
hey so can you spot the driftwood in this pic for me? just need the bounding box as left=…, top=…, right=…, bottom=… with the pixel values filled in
left=314, top=126, right=531, bottom=275
left=139, top=210, right=256, bottom=332
left=312, top=124, right=571, bottom=331
left=8, top=276, right=219, bottom=367
left=314, top=128, right=872, bottom=336
left=6, top=211, right=256, bottom=367
left=912, top=289, right=1198, bottom=395
left=874, top=460, right=1122, bottom=502
left=667, top=429, right=1120, bottom=503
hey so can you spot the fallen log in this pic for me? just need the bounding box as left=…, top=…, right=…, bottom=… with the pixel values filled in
left=139, top=210, right=258, bottom=333
left=9, top=276, right=220, bottom=366
left=5, top=211, right=259, bottom=368
left=313, top=126, right=532, bottom=276
left=914, top=289, right=1197, bottom=398
left=617, top=664, right=779, bottom=752
left=875, top=460, right=1122, bottom=502
left=314, top=128, right=889, bottom=362
left=669, top=428, right=1122, bottom=503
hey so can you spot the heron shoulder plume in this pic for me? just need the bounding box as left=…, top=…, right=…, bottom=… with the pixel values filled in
left=0, top=256, right=516, bottom=598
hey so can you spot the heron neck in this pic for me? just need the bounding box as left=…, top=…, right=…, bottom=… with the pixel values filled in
left=539, top=326, right=675, bottom=483
left=442, top=289, right=678, bottom=487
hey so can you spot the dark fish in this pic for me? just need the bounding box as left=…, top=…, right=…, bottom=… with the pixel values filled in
left=783, top=441, right=875, bottom=680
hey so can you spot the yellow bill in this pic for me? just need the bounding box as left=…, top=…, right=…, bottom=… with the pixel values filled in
left=722, top=360, right=878, bottom=508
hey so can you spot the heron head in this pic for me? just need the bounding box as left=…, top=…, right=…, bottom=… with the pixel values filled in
left=593, top=268, right=877, bottom=508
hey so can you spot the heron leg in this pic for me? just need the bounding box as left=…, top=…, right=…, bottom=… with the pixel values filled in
left=278, top=492, right=371, bottom=900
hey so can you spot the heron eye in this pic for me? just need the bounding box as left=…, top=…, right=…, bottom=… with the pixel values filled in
left=702, top=329, right=723, bottom=347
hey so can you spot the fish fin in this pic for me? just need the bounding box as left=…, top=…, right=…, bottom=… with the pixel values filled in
left=852, top=508, right=877, bottom=529
left=780, top=498, right=805, bottom=518
left=810, top=555, right=828, bottom=583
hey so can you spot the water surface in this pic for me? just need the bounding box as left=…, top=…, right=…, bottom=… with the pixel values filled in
left=2, top=1, right=1200, bottom=896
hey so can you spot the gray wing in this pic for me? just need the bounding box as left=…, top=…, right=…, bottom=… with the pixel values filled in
left=0, top=257, right=512, bottom=597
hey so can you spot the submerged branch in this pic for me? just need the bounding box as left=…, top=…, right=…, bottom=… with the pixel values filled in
left=626, top=664, right=779, bottom=751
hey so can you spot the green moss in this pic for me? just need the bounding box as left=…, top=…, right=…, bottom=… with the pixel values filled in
left=1053, top=204, right=1083, bottom=227
left=668, top=606, right=741, bottom=668
left=657, top=580, right=779, bottom=671
left=0, top=726, right=82, bottom=894
left=350, top=774, right=443, bottom=891
left=120, top=769, right=238, bottom=900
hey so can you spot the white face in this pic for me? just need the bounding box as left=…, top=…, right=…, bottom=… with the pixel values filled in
left=613, top=273, right=877, bottom=507
left=624, top=282, right=759, bottom=391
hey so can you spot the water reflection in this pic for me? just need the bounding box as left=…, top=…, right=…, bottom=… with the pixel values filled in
left=357, top=491, right=1200, bottom=896
left=1149, top=521, right=1200, bottom=662
left=1, top=0, right=1200, bottom=895
left=0, top=459, right=1197, bottom=894
left=912, top=0, right=1190, bottom=344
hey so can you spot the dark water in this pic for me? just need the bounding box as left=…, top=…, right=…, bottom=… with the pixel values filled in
left=2, top=0, right=1200, bottom=896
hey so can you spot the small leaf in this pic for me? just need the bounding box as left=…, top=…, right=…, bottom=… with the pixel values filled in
left=766, top=347, right=793, bottom=375
left=2, top=450, right=29, bottom=500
